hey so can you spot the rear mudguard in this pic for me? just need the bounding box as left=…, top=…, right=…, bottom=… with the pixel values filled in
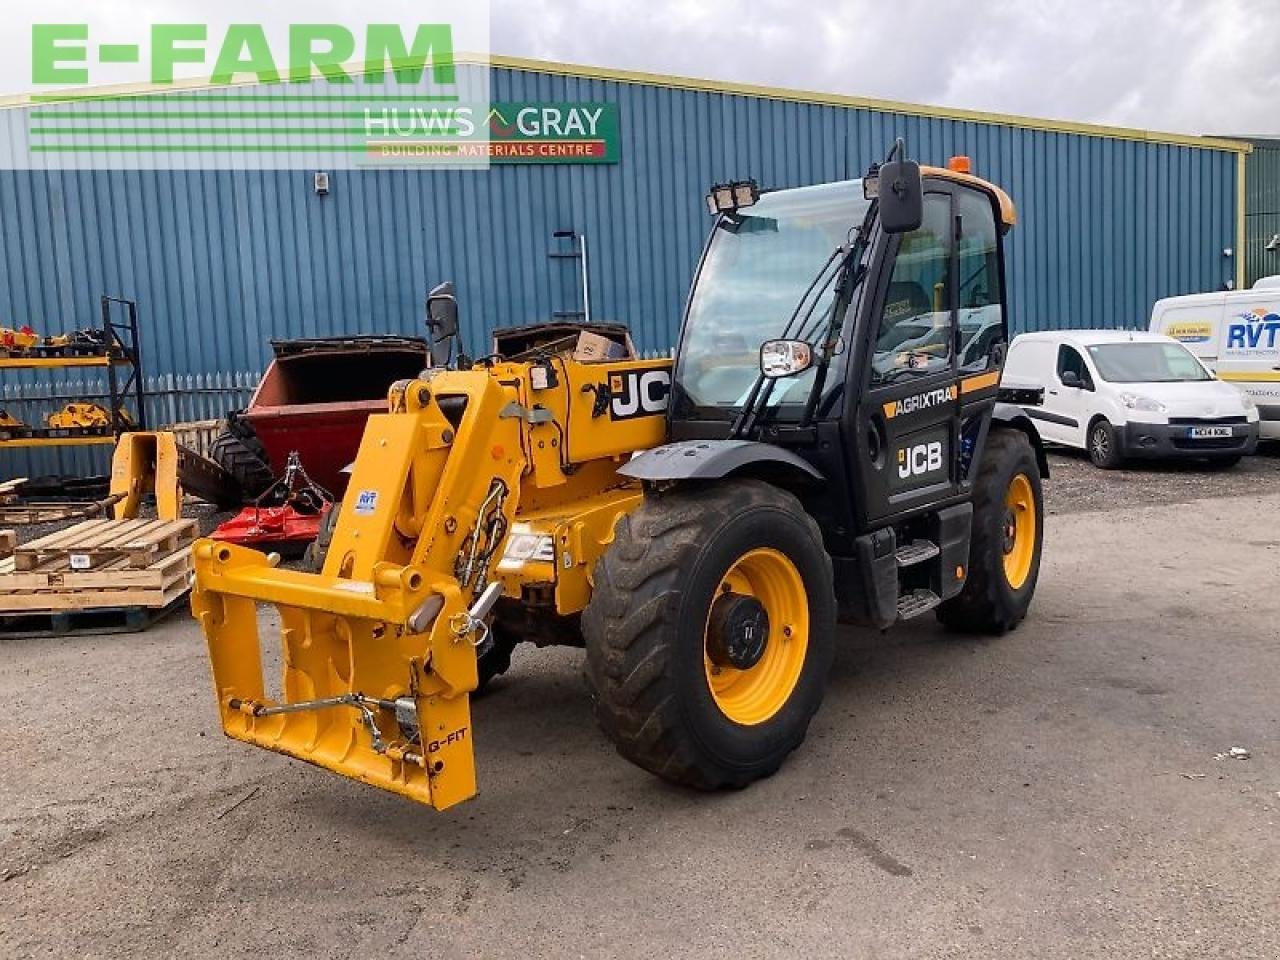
left=992, top=402, right=1050, bottom=478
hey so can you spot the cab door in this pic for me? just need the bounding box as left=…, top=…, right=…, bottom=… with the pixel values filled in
left=850, top=184, right=1008, bottom=527
left=853, top=189, right=961, bottom=525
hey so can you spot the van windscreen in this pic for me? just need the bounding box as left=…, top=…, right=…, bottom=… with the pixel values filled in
left=1086, top=342, right=1213, bottom=383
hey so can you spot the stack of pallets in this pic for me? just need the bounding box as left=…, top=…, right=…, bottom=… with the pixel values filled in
left=0, top=518, right=196, bottom=635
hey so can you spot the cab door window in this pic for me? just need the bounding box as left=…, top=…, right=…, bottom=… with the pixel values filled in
left=871, top=193, right=952, bottom=384
left=955, top=189, right=1005, bottom=372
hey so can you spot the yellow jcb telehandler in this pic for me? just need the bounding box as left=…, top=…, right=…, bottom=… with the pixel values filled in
left=191, top=142, right=1047, bottom=810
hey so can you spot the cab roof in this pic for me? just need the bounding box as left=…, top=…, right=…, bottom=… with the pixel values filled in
left=921, top=166, right=1018, bottom=229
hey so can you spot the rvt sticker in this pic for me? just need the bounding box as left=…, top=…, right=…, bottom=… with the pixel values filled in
left=353, top=490, right=379, bottom=515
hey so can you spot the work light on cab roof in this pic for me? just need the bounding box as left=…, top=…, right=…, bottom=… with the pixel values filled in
left=705, top=179, right=760, bottom=216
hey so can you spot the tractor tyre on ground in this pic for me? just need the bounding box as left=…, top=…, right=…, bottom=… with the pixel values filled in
left=210, top=419, right=275, bottom=501
left=936, top=429, right=1044, bottom=635
left=475, top=625, right=519, bottom=694
left=302, top=501, right=340, bottom=572
left=583, top=479, right=835, bottom=790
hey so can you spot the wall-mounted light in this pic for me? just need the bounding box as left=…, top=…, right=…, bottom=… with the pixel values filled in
left=314, top=172, right=331, bottom=196
left=1223, top=247, right=1234, bottom=258
left=1266, top=233, right=1280, bottom=252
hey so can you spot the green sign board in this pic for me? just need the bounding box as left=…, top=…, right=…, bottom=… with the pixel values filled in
left=487, top=102, right=619, bottom=164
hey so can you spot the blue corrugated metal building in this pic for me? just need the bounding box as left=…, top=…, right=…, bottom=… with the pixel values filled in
left=0, top=56, right=1252, bottom=477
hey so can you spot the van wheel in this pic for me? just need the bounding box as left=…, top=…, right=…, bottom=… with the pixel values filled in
left=1087, top=419, right=1123, bottom=469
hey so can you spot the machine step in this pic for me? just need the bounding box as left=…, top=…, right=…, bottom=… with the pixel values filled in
left=896, top=588, right=942, bottom=621
left=895, top=539, right=940, bottom=567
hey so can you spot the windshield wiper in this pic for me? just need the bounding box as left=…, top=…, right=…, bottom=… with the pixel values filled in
left=798, top=214, right=877, bottom=427
left=728, top=244, right=848, bottom=438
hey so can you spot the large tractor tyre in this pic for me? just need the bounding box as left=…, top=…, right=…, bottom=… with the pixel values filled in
left=302, top=502, right=341, bottom=572
left=210, top=422, right=275, bottom=501
left=475, top=625, right=520, bottom=694
left=583, top=479, right=835, bottom=790
left=1087, top=418, right=1123, bottom=469
left=936, top=429, right=1044, bottom=635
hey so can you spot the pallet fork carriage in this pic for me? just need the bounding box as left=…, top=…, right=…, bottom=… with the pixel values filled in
left=191, top=144, right=1047, bottom=810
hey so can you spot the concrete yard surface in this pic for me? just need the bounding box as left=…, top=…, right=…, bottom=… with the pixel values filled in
left=2, top=489, right=1279, bottom=959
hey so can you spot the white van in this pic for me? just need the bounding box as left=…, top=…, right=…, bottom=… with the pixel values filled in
left=1002, top=330, right=1260, bottom=468
left=1151, top=277, right=1280, bottom=439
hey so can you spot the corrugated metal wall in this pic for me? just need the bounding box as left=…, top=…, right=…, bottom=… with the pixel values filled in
left=1244, top=139, right=1280, bottom=286
left=0, top=63, right=1244, bottom=478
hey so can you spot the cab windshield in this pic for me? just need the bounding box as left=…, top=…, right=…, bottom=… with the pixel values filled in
left=677, top=181, right=871, bottom=409
left=1087, top=341, right=1213, bottom=383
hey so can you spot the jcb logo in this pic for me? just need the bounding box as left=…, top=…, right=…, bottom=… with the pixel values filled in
left=898, top=441, right=943, bottom=480
left=610, top=367, right=671, bottom=420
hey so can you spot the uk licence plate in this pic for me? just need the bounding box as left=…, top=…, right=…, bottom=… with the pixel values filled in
left=1187, top=426, right=1232, bottom=439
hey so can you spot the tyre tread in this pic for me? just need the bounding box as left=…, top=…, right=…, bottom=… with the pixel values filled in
left=583, top=480, right=832, bottom=790
left=936, top=429, right=1042, bottom=635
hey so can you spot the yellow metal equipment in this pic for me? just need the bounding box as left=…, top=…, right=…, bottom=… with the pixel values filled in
left=46, top=401, right=132, bottom=430
left=110, top=431, right=183, bottom=521
left=193, top=358, right=669, bottom=808
left=0, top=326, right=39, bottom=352
left=107, top=430, right=241, bottom=518
left=192, top=153, right=1047, bottom=812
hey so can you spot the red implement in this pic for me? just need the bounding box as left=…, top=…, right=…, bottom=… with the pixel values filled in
left=240, top=337, right=429, bottom=494
left=211, top=451, right=333, bottom=556
left=211, top=503, right=330, bottom=554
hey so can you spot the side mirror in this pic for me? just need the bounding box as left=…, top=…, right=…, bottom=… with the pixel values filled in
left=1060, top=370, right=1082, bottom=388
left=425, top=281, right=459, bottom=367
left=760, top=339, right=814, bottom=378
left=878, top=159, right=923, bottom=234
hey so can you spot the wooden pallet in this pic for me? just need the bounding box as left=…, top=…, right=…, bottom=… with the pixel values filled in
left=0, top=502, right=110, bottom=526
left=14, top=517, right=196, bottom=572
left=0, top=518, right=196, bottom=617
left=0, top=595, right=188, bottom=638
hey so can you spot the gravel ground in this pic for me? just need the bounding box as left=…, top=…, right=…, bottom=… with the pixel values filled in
left=2, top=471, right=1279, bottom=958
left=1044, top=441, right=1280, bottom=516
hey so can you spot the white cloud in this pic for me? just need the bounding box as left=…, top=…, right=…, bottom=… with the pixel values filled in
left=4, top=0, right=1275, bottom=136
left=492, top=0, right=1280, bottom=136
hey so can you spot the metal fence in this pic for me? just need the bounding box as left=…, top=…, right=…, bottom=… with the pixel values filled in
left=1, top=371, right=256, bottom=479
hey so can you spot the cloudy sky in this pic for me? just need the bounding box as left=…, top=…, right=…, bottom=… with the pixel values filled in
left=492, top=0, right=1279, bottom=137
left=5, top=0, right=1276, bottom=136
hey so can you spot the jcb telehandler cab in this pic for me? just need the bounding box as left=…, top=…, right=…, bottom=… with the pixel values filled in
left=192, top=143, right=1046, bottom=809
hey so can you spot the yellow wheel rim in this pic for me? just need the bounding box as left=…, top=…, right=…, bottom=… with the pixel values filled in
left=1002, top=473, right=1037, bottom=590
left=704, top=548, right=809, bottom=726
